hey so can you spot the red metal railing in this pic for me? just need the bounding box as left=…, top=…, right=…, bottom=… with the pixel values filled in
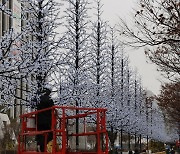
left=18, top=106, right=109, bottom=154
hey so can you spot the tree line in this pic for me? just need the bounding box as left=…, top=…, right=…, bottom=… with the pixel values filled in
left=0, top=0, right=179, bottom=151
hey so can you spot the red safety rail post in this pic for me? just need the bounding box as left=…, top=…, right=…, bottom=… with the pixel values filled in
left=62, top=107, right=66, bottom=153
left=52, top=107, right=56, bottom=154
left=104, top=110, right=109, bottom=154
left=96, top=109, right=101, bottom=153
left=100, top=110, right=108, bottom=153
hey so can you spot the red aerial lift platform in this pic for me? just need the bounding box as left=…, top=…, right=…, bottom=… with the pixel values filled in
left=18, top=106, right=109, bottom=154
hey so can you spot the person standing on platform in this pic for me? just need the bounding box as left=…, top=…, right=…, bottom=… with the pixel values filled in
left=36, top=87, right=54, bottom=152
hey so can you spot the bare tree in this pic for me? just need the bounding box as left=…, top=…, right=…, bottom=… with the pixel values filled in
left=0, top=0, right=62, bottom=109
left=61, top=0, right=90, bottom=149
left=88, top=0, right=108, bottom=107
left=19, top=0, right=61, bottom=104
left=105, top=27, right=131, bottom=152
left=0, top=0, right=23, bottom=108
left=119, top=0, right=180, bottom=143
left=60, top=0, right=90, bottom=106
left=0, top=30, right=21, bottom=108
left=157, top=81, right=180, bottom=127
left=119, top=0, right=180, bottom=80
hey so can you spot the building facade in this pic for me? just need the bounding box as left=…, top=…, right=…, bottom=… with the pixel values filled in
left=0, top=0, right=25, bottom=119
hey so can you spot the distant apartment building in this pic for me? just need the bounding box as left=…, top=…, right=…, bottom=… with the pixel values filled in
left=0, top=0, right=26, bottom=119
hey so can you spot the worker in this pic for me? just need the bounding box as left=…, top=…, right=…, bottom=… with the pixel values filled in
left=36, top=87, right=54, bottom=152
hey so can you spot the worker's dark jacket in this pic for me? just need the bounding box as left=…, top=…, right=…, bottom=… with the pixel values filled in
left=36, top=94, right=54, bottom=129
left=36, top=94, right=54, bottom=151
